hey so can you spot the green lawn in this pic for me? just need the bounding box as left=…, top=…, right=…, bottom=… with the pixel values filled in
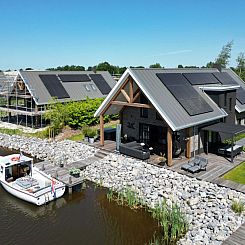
left=223, top=162, right=245, bottom=184
left=67, top=133, right=84, bottom=141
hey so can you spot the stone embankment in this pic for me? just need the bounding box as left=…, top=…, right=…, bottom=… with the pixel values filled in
left=0, top=133, right=244, bottom=244
left=0, top=133, right=97, bottom=164
left=84, top=153, right=245, bottom=245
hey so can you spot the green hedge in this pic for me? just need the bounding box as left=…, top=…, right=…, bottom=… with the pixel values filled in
left=45, top=98, right=118, bottom=130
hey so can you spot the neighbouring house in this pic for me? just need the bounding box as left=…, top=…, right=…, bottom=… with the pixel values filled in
left=0, top=70, right=116, bottom=128
left=95, top=68, right=245, bottom=165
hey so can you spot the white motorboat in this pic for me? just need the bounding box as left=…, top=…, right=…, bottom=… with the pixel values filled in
left=0, top=154, right=66, bottom=206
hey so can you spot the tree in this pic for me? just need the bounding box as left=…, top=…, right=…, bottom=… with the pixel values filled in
left=25, top=67, right=33, bottom=70
left=46, top=65, right=85, bottom=71
left=215, top=41, right=233, bottom=67
left=149, top=63, right=162, bottom=68
left=178, top=65, right=183, bottom=68
left=236, top=52, right=245, bottom=76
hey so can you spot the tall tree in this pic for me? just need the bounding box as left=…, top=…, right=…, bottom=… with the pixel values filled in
left=149, top=63, right=162, bottom=68
left=236, top=52, right=245, bottom=76
left=215, top=41, right=233, bottom=67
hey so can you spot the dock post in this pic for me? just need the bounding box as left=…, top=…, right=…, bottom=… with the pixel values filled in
left=68, top=187, right=72, bottom=195
left=42, top=163, right=45, bottom=171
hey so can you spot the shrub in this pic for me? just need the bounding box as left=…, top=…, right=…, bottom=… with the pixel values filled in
left=86, top=128, right=97, bottom=138
left=150, top=200, right=188, bottom=244
left=231, top=200, right=244, bottom=214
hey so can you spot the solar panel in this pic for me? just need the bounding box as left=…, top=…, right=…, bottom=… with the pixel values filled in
left=183, top=73, right=220, bottom=85
left=89, top=74, right=111, bottom=95
left=59, top=74, right=90, bottom=82
left=236, top=88, right=245, bottom=104
left=156, top=73, right=213, bottom=116
left=212, top=72, right=237, bottom=85
left=39, top=75, right=70, bottom=99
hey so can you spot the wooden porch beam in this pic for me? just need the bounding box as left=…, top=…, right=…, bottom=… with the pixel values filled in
left=129, top=78, right=134, bottom=102
left=186, top=128, right=192, bottom=159
left=121, top=89, right=130, bottom=103
left=110, top=101, right=151, bottom=108
left=101, top=77, right=130, bottom=115
left=132, top=88, right=141, bottom=103
left=167, top=127, right=173, bottom=166
left=100, top=115, right=104, bottom=146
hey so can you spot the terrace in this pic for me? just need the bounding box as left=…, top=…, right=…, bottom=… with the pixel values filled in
left=91, top=140, right=245, bottom=193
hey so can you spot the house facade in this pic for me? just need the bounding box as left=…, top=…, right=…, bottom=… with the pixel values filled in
left=0, top=70, right=116, bottom=128
left=95, top=68, right=245, bottom=166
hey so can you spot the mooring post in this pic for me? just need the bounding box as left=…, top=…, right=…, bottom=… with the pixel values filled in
left=68, top=186, right=72, bottom=195
left=42, top=163, right=45, bottom=171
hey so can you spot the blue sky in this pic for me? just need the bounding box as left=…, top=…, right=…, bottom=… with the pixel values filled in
left=0, top=0, right=244, bottom=70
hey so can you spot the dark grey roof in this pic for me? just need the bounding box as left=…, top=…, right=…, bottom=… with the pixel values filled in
left=19, top=70, right=116, bottom=105
left=95, top=68, right=228, bottom=131
left=202, top=122, right=245, bottom=135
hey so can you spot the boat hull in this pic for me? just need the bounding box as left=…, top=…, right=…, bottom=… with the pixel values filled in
left=1, top=181, right=66, bottom=206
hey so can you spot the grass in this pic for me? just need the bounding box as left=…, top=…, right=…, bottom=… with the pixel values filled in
left=67, top=133, right=84, bottom=141
left=0, top=127, right=49, bottom=139
left=231, top=200, right=244, bottom=215
left=223, top=162, right=245, bottom=184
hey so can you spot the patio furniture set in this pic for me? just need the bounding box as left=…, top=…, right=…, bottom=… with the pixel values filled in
left=181, top=156, right=208, bottom=174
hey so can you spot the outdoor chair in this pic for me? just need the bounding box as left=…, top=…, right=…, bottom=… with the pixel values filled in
left=181, top=156, right=200, bottom=171
left=188, top=156, right=208, bottom=174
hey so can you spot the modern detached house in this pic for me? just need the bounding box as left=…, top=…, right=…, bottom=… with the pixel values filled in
left=0, top=70, right=115, bottom=128
left=95, top=68, right=245, bottom=166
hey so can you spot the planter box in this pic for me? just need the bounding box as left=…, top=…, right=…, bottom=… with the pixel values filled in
left=70, top=173, right=80, bottom=178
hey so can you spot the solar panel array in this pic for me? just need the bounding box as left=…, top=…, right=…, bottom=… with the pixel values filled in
left=59, top=74, right=91, bottom=82
left=89, top=74, right=111, bottom=95
left=39, top=75, right=70, bottom=99
left=183, top=72, right=220, bottom=85
left=156, top=73, right=213, bottom=116
left=212, top=72, right=237, bottom=85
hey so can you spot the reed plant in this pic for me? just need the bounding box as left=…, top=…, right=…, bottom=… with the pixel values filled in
left=149, top=200, right=188, bottom=244
left=106, top=187, right=188, bottom=244
left=231, top=200, right=244, bottom=214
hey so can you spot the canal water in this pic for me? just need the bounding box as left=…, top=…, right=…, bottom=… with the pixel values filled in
left=0, top=148, right=160, bottom=245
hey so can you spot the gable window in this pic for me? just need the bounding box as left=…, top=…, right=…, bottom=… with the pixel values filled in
left=90, top=84, right=97, bottom=91
left=84, top=84, right=90, bottom=91
left=140, top=94, right=148, bottom=118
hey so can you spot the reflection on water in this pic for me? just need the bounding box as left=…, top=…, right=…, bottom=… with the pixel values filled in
left=0, top=182, right=159, bottom=245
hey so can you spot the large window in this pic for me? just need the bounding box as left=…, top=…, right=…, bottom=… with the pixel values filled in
left=140, top=94, right=148, bottom=118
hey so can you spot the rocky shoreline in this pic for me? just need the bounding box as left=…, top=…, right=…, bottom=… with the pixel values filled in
left=0, top=133, right=97, bottom=164
left=0, top=133, right=244, bottom=244
left=84, top=154, right=245, bottom=245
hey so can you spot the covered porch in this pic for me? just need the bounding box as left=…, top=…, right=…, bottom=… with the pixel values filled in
left=201, top=122, right=245, bottom=162
left=97, top=75, right=192, bottom=166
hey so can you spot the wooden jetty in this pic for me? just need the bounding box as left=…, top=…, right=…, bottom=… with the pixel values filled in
left=35, top=155, right=103, bottom=194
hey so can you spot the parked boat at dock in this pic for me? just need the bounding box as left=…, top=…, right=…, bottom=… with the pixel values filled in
left=0, top=154, right=65, bottom=206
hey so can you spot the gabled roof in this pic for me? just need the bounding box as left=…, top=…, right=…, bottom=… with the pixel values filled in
left=95, top=68, right=230, bottom=131
left=19, top=70, right=116, bottom=105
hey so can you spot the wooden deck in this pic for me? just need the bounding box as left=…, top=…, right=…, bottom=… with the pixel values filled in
left=166, top=152, right=245, bottom=193
left=222, top=223, right=245, bottom=245
left=89, top=140, right=245, bottom=192
left=34, top=156, right=100, bottom=192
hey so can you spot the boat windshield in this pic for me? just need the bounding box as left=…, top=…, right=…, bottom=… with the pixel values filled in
left=5, top=161, right=32, bottom=182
